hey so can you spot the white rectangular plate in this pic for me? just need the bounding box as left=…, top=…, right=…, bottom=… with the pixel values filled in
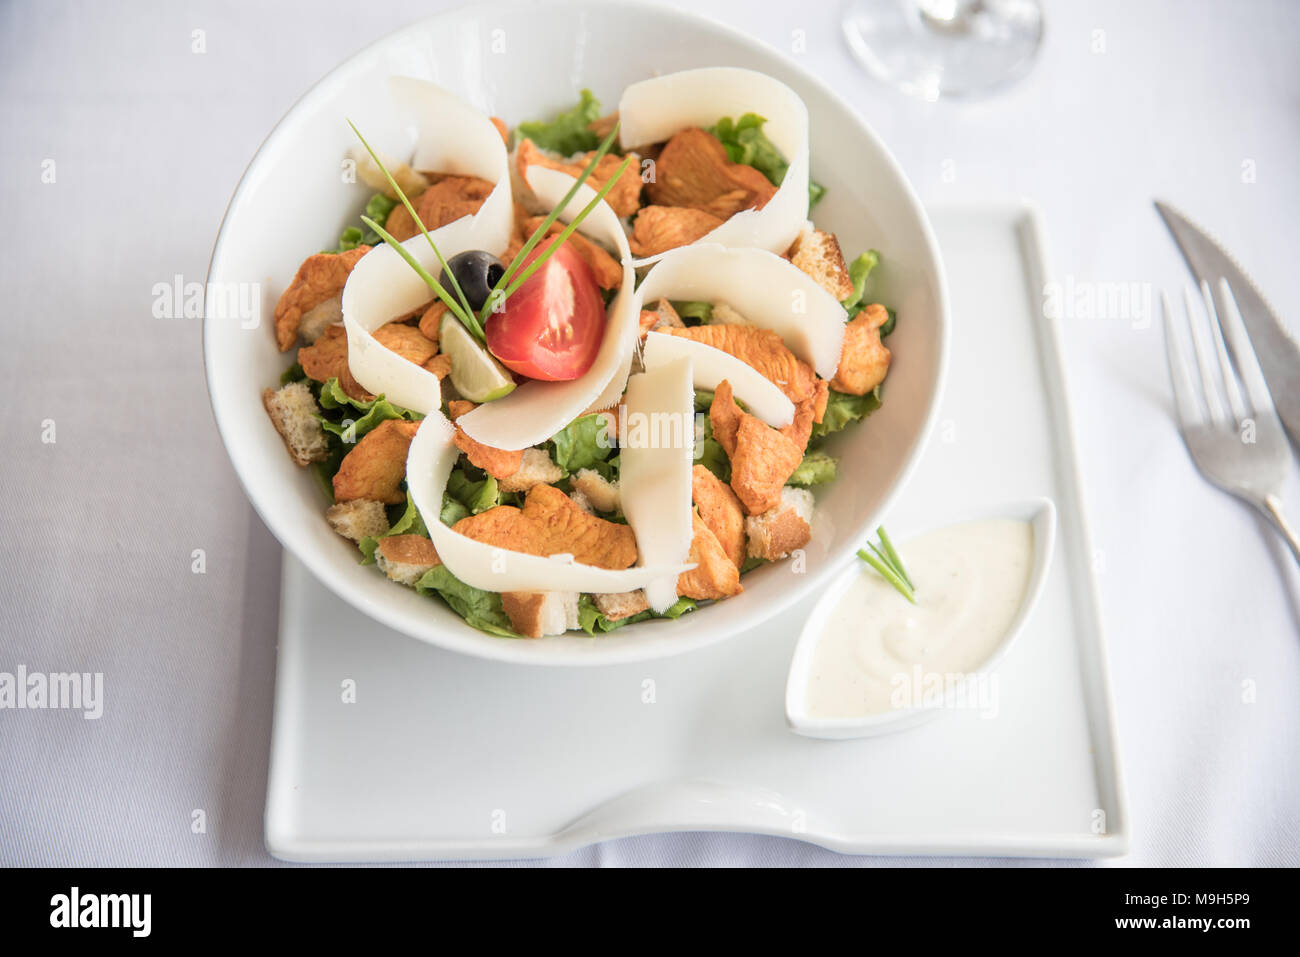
left=264, top=203, right=1129, bottom=861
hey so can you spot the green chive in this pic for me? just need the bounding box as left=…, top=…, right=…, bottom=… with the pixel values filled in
left=479, top=122, right=625, bottom=324
left=361, top=215, right=485, bottom=340
left=857, top=547, right=916, bottom=604
left=347, top=119, right=479, bottom=336
left=876, top=526, right=913, bottom=590
left=864, top=541, right=893, bottom=574
left=496, top=154, right=633, bottom=303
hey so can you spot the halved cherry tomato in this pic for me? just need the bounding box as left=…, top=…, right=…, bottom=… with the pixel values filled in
left=484, top=239, right=606, bottom=381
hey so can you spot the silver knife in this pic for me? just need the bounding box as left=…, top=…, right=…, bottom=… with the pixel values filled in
left=1155, top=200, right=1300, bottom=449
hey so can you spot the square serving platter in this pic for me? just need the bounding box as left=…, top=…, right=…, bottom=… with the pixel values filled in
left=263, top=203, right=1129, bottom=861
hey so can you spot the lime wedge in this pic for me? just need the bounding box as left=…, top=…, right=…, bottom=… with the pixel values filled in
left=439, top=315, right=516, bottom=403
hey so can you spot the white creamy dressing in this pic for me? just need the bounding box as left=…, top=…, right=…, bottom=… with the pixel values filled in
left=805, top=519, right=1034, bottom=719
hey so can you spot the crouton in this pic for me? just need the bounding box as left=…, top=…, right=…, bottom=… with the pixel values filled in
left=691, top=464, right=746, bottom=569
left=746, top=487, right=814, bottom=561
left=263, top=382, right=329, bottom=466
left=355, top=150, right=429, bottom=200
left=593, top=589, right=650, bottom=622
left=666, top=325, right=820, bottom=408
left=490, top=116, right=509, bottom=147
left=637, top=301, right=683, bottom=341
left=500, top=591, right=580, bottom=638
left=298, top=294, right=342, bottom=344
left=384, top=176, right=495, bottom=241
left=653, top=298, right=685, bottom=328
left=447, top=399, right=524, bottom=479
left=273, top=246, right=370, bottom=351
left=571, top=468, right=620, bottom=513
left=332, top=419, right=420, bottom=505
left=677, top=513, right=743, bottom=600
left=638, top=298, right=686, bottom=340
left=521, top=217, right=623, bottom=289
left=831, top=303, right=892, bottom=396
left=374, top=534, right=441, bottom=585
left=452, top=484, right=637, bottom=569
left=499, top=448, right=564, bottom=493
left=325, top=499, right=389, bottom=543
left=517, top=139, right=642, bottom=218
left=788, top=228, right=854, bottom=300
left=569, top=489, right=594, bottom=513
left=628, top=206, right=724, bottom=258
left=729, top=415, right=805, bottom=515
left=710, top=302, right=750, bottom=326
left=645, top=127, right=776, bottom=219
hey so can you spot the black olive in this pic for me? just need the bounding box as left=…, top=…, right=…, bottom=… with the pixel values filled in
left=441, top=250, right=506, bottom=313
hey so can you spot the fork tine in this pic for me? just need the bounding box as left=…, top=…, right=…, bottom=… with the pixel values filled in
left=1214, top=278, right=1279, bottom=420
left=1183, top=286, right=1226, bottom=425
left=1162, top=290, right=1204, bottom=430
left=1199, top=279, right=1249, bottom=424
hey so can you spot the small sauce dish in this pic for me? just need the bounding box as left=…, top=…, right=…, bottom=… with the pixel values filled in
left=785, top=498, right=1057, bottom=739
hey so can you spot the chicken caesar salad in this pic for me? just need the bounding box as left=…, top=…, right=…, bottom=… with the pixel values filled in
left=261, top=68, right=895, bottom=638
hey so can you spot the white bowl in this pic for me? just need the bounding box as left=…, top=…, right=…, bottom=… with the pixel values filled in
left=785, top=498, right=1057, bottom=737
left=203, top=0, right=950, bottom=665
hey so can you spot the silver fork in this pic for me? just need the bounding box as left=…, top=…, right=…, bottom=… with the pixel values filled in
left=1163, top=280, right=1300, bottom=566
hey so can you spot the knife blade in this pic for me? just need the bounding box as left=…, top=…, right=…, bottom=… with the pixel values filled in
left=1155, top=200, right=1300, bottom=449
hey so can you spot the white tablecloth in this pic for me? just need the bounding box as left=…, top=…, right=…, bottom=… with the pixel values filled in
left=2, top=0, right=1297, bottom=867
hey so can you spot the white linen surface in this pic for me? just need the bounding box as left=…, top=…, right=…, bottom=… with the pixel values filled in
left=0, top=0, right=1296, bottom=866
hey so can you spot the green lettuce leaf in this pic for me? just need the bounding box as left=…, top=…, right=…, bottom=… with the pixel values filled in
left=576, top=595, right=698, bottom=635
left=387, top=492, right=429, bottom=537
left=672, top=300, right=714, bottom=324
left=446, top=468, right=500, bottom=515
left=357, top=535, right=381, bottom=564
left=329, top=193, right=399, bottom=252
left=279, top=361, right=306, bottom=386
left=439, top=494, right=469, bottom=526
left=810, top=387, right=882, bottom=441
left=709, top=113, right=824, bottom=207
left=414, top=566, right=521, bottom=638
left=880, top=307, right=897, bottom=338
left=551, top=413, right=614, bottom=476
left=842, top=250, right=879, bottom=313
left=788, top=450, right=837, bottom=487
left=516, top=89, right=602, bottom=156
left=363, top=193, right=398, bottom=231
left=316, top=378, right=420, bottom=442
left=310, top=457, right=342, bottom=499
left=691, top=395, right=730, bottom=481
left=693, top=410, right=731, bottom=482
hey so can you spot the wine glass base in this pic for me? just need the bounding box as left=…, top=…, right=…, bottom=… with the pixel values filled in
left=843, top=0, right=1044, bottom=102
